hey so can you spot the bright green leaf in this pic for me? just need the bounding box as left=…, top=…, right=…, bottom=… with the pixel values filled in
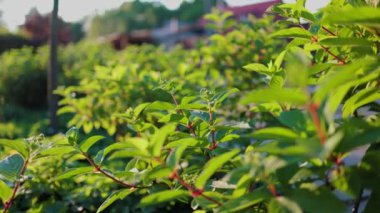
left=0, top=179, right=12, bottom=202
left=97, top=188, right=135, bottom=213
left=0, top=139, right=29, bottom=159
left=54, top=167, right=93, bottom=181
left=195, top=149, right=239, bottom=189
left=79, top=135, right=105, bottom=153
left=240, top=88, right=308, bottom=106
left=139, top=190, right=190, bottom=207
left=270, top=27, right=312, bottom=39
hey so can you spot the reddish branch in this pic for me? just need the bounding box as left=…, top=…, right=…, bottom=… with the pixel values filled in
left=170, top=93, right=197, bottom=136
left=307, top=103, right=327, bottom=145
left=81, top=152, right=143, bottom=188
left=2, top=159, right=29, bottom=213
left=299, top=24, right=346, bottom=64
left=322, top=26, right=336, bottom=36
left=169, top=170, right=223, bottom=206
left=208, top=107, right=218, bottom=150
left=267, top=183, right=279, bottom=197
left=311, top=36, right=346, bottom=64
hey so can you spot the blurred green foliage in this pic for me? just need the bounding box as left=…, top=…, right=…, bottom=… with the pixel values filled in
left=0, top=1, right=380, bottom=212
left=87, top=0, right=218, bottom=37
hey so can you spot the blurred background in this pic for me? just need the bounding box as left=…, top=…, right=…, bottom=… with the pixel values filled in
left=0, top=0, right=329, bottom=50
left=0, top=0, right=329, bottom=139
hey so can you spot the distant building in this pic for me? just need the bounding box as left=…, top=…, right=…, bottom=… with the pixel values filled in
left=225, top=0, right=282, bottom=21
left=104, top=0, right=282, bottom=49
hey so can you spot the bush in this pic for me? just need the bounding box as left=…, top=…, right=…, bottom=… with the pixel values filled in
left=0, top=1, right=380, bottom=213
left=0, top=33, right=30, bottom=54
left=0, top=47, right=48, bottom=110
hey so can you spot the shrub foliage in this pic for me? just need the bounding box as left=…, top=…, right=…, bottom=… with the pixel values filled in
left=1, top=1, right=380, bottom=212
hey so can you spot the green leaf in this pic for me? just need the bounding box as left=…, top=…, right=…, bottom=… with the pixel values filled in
left=126, top=138, right=150, bottom=156
left=94, top=150, right=105, bottom=165
left=166, top=137, right=199, bottom=148
left=195, top=149, right=239, bottom=189
left=284, top=48, right=309, bottom=87
left=232, top=174, right=251, bottom=198
left=308, top=63, right=333, bottom=76
left=66, top=127, right=79, bottom=146
left=252, top=127, right=299, bottom=141
left=79, top=135, right=105, bottom=153
left=289, top=186, right=346, bottom=213
left=218, top=187, right=271, bottom=213
left=54, top=167, right=93, bottom=181
left=0, top=179, right=12, bottom=202
left=103, top=143, right=133, bottom=157
left=319, top=37, right=372, bottom=47
left=213, top=88, right=239, bottom=105
left=151, top=124, right=177, bottom=157
left=319, top=131, right=344, bottom=160
left=134, top=103, right=150, bottom=118
left=337, top=128, right=380, bottom=152
left=243, top=63, right=271, bottom=75
left=57, top=106, right=75, bottom=115
left=323, top=7, right=380, bottom=27
left=38, top=146, right=78, bottom=157
left=240, top=88, right=307, bottom=106
left=270, top=27, right=312, bottom=39
left=166, top=144, right=188, bottom=169
left=147, top=101, right=175, bottom=110
left=0, top=139, right=29, bottom=159
left=0, top=154, right=24, bottom=181
left=279, top=110, right=307, bottom=132
left=268, top=197, right=302, bottom=213
left=313, top=57, right=379, bottom=102
left=342, top=87, right=380, bottom=118
left=139, top=190, right=190, bottom=207
left=97, top=188, right=135, bottom=213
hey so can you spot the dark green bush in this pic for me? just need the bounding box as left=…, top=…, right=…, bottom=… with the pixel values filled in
left=0, top=33, right=30, bottom=54
left=0, top=47, right=48, bottom=109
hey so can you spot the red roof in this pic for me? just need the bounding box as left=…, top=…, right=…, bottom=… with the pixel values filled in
left=225, top=0, right=282, bottom=18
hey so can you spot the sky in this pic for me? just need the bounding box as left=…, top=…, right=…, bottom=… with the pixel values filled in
left=0, top=0, right=330, bottom=31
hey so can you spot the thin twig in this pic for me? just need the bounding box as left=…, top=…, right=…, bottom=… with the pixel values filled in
left=299, top=24, right=346, bottom=64
left=208, top=106, right=217, bottom=150
left=311, top=36, right=346, bottom=64
left=170, top=170, right=223, bottom=206
left=170, top=93, right=197, bottom=136
left=81, top=152, right=145, bottom=188
left=322, top=26, right=336, bottom=36
left=3, top=159, right=29, bottom=213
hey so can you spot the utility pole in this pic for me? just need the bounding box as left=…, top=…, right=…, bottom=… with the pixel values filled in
left=48, top=0, right=59, bottom=133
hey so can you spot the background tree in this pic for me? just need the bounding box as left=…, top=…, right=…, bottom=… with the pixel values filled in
left=87, top=0, right=221, bottom=38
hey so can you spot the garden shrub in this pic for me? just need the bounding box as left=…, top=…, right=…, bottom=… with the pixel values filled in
left=0, top=47, right=48, bottom=110
left=0, top=1, right=380, bottom=212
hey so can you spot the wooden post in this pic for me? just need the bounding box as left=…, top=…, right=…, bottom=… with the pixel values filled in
left=48, top=0, right=59, bottom=133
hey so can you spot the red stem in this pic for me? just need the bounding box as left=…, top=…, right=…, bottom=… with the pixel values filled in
left=307, top=103, right=327, bottom=145
left=311, top=36, right=346, bottom=64
left=208, top=107, right=217, bottom=150
left=170, top=93, right=197, bottom=136
left=322, top=26, right=336, bottom=36
left=170, top=170, right=223, bottom=206
left=268, top=183, right=279, bottom=197
left=3, top=159, right=29, bottom=213
left=81, top=152, right=144, bottom=188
